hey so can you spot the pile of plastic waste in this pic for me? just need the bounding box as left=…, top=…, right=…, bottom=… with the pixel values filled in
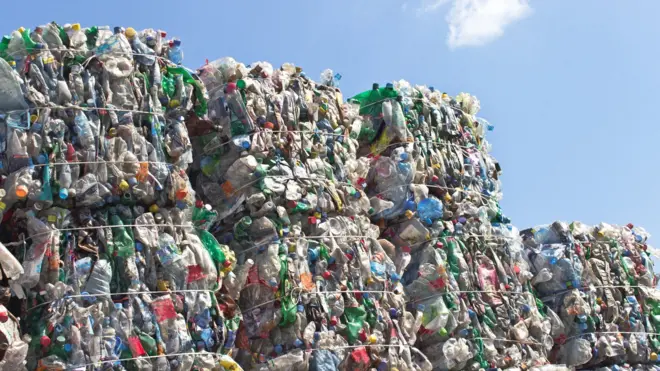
left=0, top=22, right=243, bottom=370
left=521, top=222, right=659, bottom=370
left=189, top=56, right=566, bottom=371
left=0, top=21, right=657, bottom=371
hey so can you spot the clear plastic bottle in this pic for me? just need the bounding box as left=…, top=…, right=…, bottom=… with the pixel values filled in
left=83, top=259, right=112, bottom=296
left=225, top=82, right=255, bottom=136
left=167, top=39, right=183, bottom=65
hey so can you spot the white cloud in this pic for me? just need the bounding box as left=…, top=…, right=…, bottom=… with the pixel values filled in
left=416, top=0, right=532, bottom=48
left=416, top=0, right=451, bottom=15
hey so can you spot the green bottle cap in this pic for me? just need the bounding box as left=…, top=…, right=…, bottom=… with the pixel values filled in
left=237, top=79, right=246, bottom=90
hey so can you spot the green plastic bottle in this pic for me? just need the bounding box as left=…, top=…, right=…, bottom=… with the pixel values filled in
left=21, top=28, right=40, bottom=54
left=350, top=83, right=398, bottom=117
left=0, top=35, right=11, bottom=61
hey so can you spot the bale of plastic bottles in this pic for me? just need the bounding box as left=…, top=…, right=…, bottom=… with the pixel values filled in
left=521, top=222, right=658, bottom=369
left=0, top=20, right=658, bottom=371
left=0, top=22, right=242, bottom=370
left=189, top=56, right=569, bottom=371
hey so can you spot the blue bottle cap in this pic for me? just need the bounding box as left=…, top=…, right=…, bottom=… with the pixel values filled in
left=64, top=343, right=72, bottom=352
left=314, top=332, right=321, bottom=341
left=522, top=304, right=530, bottom=313
left=274, top=344, right=283, bottom=354
left=400, top=153, right=408, bottom=161
left=37, top=154, right=47, bottom=164
left=405, top=200, right=416, bottom=211
left=59, top=188, right=69, bottom=200
left=391, top=273, right=400, bottom=281
left=297, top=304, right=304, bottom=313
left=468, top=309, right=476, bottom=318
left=173, top=39, right=181, bottom=46
left=385, top=82, right=393, bottom=89
left=135, top=242, right=143, bottom=252
left=294, top=339, right=304, bottom=348
left=128, top=177, right=137, bottom=186
left=241, top=141, right=250, bottom=149
left=429, top=87, right=435, bottom=92
left=389, top=308, right=397, bottom=318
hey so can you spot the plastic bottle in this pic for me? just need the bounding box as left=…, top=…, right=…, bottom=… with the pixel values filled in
left=125, top=27, right=156, bottom=66
left=68, top=24, right=87, bottom=51
left=83, top=259, right=112, bottom=296
left=168, top=39, right=183, bottom=65
left=225, top=82, right=256, bottom=136
left=0, top=35, right=11, bottom=61
left=73, top=111, right=95, bottom=150
left=417, top=198, right=443, bottom=225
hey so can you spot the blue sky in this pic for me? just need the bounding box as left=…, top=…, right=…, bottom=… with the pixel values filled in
left=1, top=0, right=658, bottom=252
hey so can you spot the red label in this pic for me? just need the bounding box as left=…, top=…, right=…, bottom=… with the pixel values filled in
left=187, top=265, right=206, bottom=283
left=128, top=336, right=147, bottom=357
left=151, top=298, right=177, bottom=322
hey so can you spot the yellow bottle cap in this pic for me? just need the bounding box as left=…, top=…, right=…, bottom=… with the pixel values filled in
left=30, top=114, right=38, bottom=123
left=18, top=27, right=25, bottom=33
left=149, top=204, right=159, bottom=213
left=125, top=27, right=137, bottom=39
left=119, top=180, right=129, bottom=191
left=651, top=352, right=658, bottom=361
left=108, top=128, right=117, bottom=137
left=169, top=99, right=180, bottom=108
left=368, top=334, right=377, bottom=344
left=71, top=23, right=81, bottom=31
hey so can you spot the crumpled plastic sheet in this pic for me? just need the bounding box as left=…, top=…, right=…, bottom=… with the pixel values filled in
left=0, top=22, right=658, bottom=371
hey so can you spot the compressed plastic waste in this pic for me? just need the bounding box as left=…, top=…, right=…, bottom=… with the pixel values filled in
left=0, top=20, right=657, bottom=371
left=189, top=56, right=569, bottom=371
left=521, top=222, right=660, bottom=370
left=0, top=22, right=245, bottom=371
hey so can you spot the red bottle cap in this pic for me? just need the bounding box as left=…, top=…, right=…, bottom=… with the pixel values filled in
left=330, top=316, right=338, bottom=326
left=40, top=336, right=51, bottom=347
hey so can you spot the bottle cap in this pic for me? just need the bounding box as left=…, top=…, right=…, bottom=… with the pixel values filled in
left=0, top=307, right=7, bottom=323
left=15, top=185, right=28, bottom=198
left=118, top=179, right=129, bottom=191
left=40, top=335, right=51, bottom=347
left=372, top=83, right=379, bottom=90
left=225, top=82, right=237, bottom=94
left=59, top=188, right=68, bottom=200
left=72, top=23, right=81, bottom=31
left=124, top=27, right=137, bottom=39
